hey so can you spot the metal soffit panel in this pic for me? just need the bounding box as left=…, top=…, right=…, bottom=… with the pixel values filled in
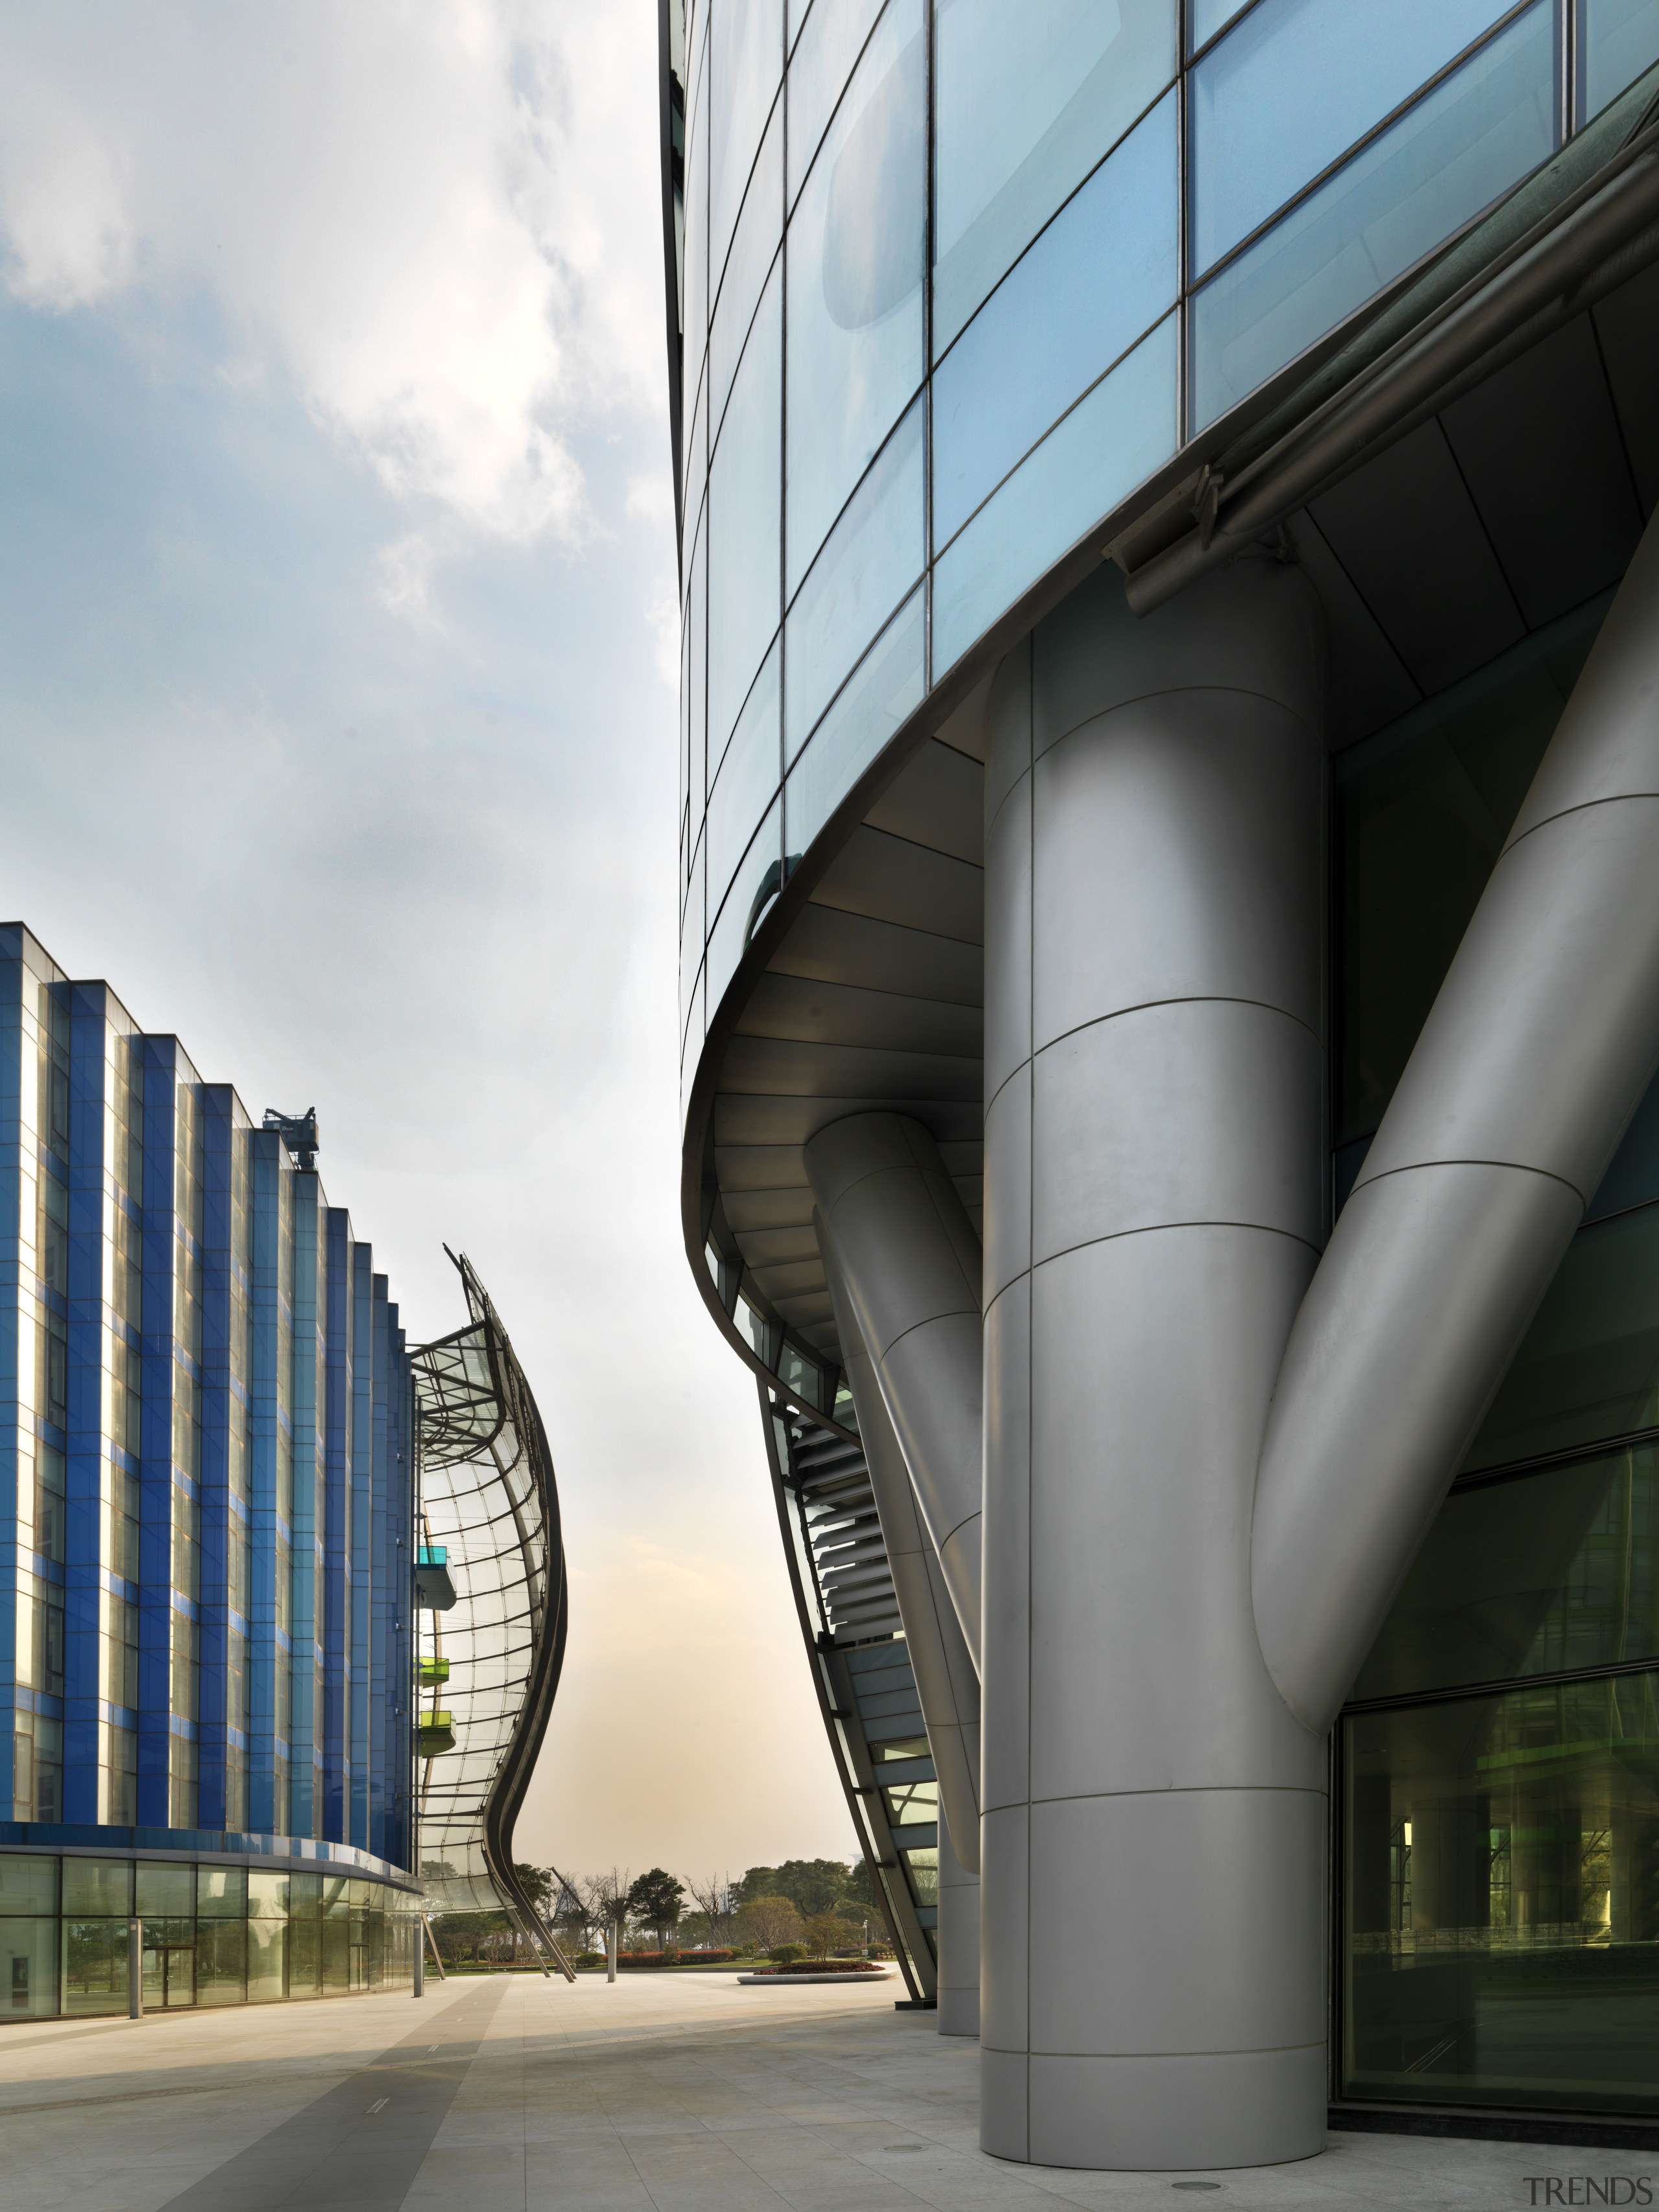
left=689, top=256, right=1659, bottom=1410
left=411, top=1251, right=567, bottom=1951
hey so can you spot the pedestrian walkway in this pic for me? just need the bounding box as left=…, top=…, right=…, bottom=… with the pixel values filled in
left=0, top=1967, right=1630, bottom=2209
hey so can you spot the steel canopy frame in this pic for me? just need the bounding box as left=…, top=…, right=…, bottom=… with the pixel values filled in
left=411, top=1250, right=574, bottom=1978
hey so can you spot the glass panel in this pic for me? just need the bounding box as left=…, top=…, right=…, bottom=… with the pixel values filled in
left=197, top=1917, right=246, bottom=2006
left=198, top=1865, right=247, bottom=1918
left=1191, top=0, right=1516, bottom=277
left=1334, top=597, right=1607, bottom=1147
left=0, top=1854, right=56, bottom=1915
left=1190, top=0, right=1249, bottom=49
left=247, top=1914, right=286, bottom=2001
left=710, top=97, right=782, bottom=442
left=62, top=1858, right=132, bottom=1915
left=136, top=1861, right=193, bottom=1918
left=708, top=259, right=782, bottom=766
left=63, top=1918, right=130, bottom=2015
left=1464, top=1206, right=1659, bottom=1474
left=711, top=0, right=783, bottom=292
left=323, top=1914, right=351, bottom=1991
left=247, top=1869, right=290, bottom=1918
left=1354, top=1445, right=1659, bottom=1702
left=933, top=313, right=1176, bottom=678
left=785, top=399, right=924, bottom=752
left=681, top=829, right=707, bottom=1045
left=933, top=90, right=1176, bottom=549
left=1343, top=1675, right=1659, bottom=2115
left=684, top=19, right=711, bottom=393
left=1192, top=3, right=1555, bottom=429
left=708, top=637, right=782, bottom=920
left=900, top=1844, right=939, bottom=1907
left=1, top=1917, right=58, bottom=2017
left=784, top=585, right=925, bottom=861
left=933, top=0, right=1176, bottom=356
left=288, top=1913, right=321, bottom=1996
left=686, top=506, right=708, bottom=815
left=785, top=0, right=925, bottom=595
left=1581, top=0, right=1659, bottom=120
left=707, top=797, right=783, bottom=1016
left=1588, top=1069, right=1659, bottom=1224
left=789, top=0, right=887, bottom=207
left=288, top=1870, right=322, bottom=1916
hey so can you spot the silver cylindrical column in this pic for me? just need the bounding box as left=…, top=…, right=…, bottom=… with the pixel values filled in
left=981, top=557, right=1327, bottom=2170
left=805, top=1113, right=984, bottom=1664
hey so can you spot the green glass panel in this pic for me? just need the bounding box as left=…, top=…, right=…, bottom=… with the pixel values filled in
left=1335, top=598, right=1607, bottom=1146
left=247, top=1916, right=286, bottom=2002
left=1, top=1916, right=58, bottom=2017
left=197, top=1865, right=247, bottom=1918
left=62, top=1918, right=130, bottom=2014
left=0, top=1856, right=57, bottom=1915
left=1344, top=1673, right=1659, bottom=2115
left=321, top=1916, right=351, bottom=1991
left=288, top=1915, right=322, bottom=1996
left=197, top=1918, right=246, bottom=2006
left=135, top=1862, right=193, bottom=1918
left=62, top=1859, right=132, bottom=1916
left=1355, top=1445, right=1659, bottom=1704
left=1465, top=1205, right=1659, bottom=1473
left=247, top=1869, right=290, bottom=1919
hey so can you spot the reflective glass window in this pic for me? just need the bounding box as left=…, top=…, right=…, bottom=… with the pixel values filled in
left=1190, top=0, right=1249, bottom=49
left=1354, top=1445, right=1659, bottom=1704
left=0, top=1856, right=56, bottom=1914
left=711, top=0, right=784, bottom=292
left=1343, top=1677, right=1659, bottom=2115
left=710, top=95, right=782, bottom=441
left=247, top=1914, right=286, bottom=2001
left=1581, top=0, right=1659, bottom=120
left=785, top=0, right=924, bottom=596
left=683, top=364, right=707, bottom=533
left=785, top=398, right=924, bottom=754
left=684, top=20, right=711, bottom=402
left=137, top=1861, right=193, bottom=1917
left=198, top=1865, right=246, bottom=1918
left=1587, top=1069, right=1659, bottom=1224
left=1464, top=1205, right=1659, bottom=1474
left=682, top=828, right=707, bottom=1044
left=197, top=1916, right=246, bottom=2006
left=933, top=313, right=1176, bottom=678
left=708, top=260, right=782, bottom=765
left=707, top=796, right=783, bottom=1016
left=788, top=0, right=887, bottom=207
left=1191, top=3, right=1555, bottom=429
left=1190, top=0, right=1514, bottom=277
left=63, top=1918, right=130, bottom=2015
left=933, top=0, right=1176, bottom=356
left=709, top=637, right=781, bottom=920
left=933, top=89, right=1176, bottom=549
left=785, top=585, right=925, bottom=862
left=1, top=1916, right=58, bottom=2017
left=62, top=1858, right=132, bottom=1915
left=247, top=1869, right=289, bottom=1916
left=686, top=506, right=708, bottom=815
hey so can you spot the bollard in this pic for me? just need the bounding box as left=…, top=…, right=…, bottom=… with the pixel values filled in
left=607, top=1922, right=617, bottom=1985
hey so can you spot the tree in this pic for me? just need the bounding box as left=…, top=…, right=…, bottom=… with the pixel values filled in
left=734, top=1894, right=803, bottom=1951
left=514, top=1863, right=553, bottom=1915
left=685, top=1872, right=734, bottom=1946
left=803, top=1911, right=855, bottom=1957
left=583, top=1867, right=632, bottom=1951
left=626, top=1867, right=686, bottom=1950
left=841, top=1858, right=879, bottom=1909
left=734, top=1860, right=851, bottom=1917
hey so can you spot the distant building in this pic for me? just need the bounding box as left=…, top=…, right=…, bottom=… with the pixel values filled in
left=1, top=923, right=566, bottom=2015
left=660, top=0, right=1659, bottom=2165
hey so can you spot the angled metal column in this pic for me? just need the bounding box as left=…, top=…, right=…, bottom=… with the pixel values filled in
left=804, top=1114, right=984, bottom=1666
left=1253, top=506, right=1659, bottom=1734
left=820, top=1213, right=981, bottom=2032
left=980, top=558, right=1328, bottom=2171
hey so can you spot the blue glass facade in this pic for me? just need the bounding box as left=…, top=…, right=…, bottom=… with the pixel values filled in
left=674, top=0, right=1659, bottom=1082
left=1, top=922, right=421, bottom=2016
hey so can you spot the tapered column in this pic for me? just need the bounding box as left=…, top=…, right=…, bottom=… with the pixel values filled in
left=981, top=557, right=1327, bottom=2170
left=805, top=1114, right=982, bottom=1664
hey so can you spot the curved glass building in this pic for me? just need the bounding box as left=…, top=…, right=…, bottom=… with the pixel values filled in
left=661, top=0, right=1659, bottom=2169
left=1, top=926, right=568, bottom=2014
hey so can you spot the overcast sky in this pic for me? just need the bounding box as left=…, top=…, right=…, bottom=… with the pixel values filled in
left=0, top=1, right=856, bottom=1887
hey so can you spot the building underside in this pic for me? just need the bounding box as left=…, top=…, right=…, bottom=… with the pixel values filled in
left=663, top=0, right=1659, bottom=2167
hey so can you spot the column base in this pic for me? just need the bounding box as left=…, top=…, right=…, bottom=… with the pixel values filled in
left=982, top=2045, right=1327, bottom=2170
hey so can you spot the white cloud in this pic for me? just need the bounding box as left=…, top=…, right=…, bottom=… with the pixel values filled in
left=0, top=0, right=666, bottom=568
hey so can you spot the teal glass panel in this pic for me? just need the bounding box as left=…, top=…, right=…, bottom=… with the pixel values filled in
left=1343, top=1675, right=1659, bottom=2115
left=709, top=637, right=781, bottom=919
left=711, top=0, right=783, bottom=294
left=1588, top=1071, right=1659, bottom=1224
left=707, top=796, right=783, bottom=1018
left=708, top=259, right=782, bottom=764
left=1465, top=1205, right=1659, bottom=1474
left=784, top=399, right=923, bottom=754
left=933, top=89, right=1176, bottom=548
left=1191, top=0, right=1516, bottom=276
left=788, top=0, right=886, bottom=207
left=1334, top=596, right=1607, bottom=1147
left=1192, top=3, right=1555, bottom=428
left=785, top=0, right=924, bottom=595
left=1353, top=1445, right=1659, bottom=1702
left=1, top=1916, right=58, bottom=2017
left=710, top=100, right=782, bottom=443
left=686, top=505, right=707, bottom=809
left=933, top=312, right=1176, bottom=679
left=682, top=828, right=706, bottom=1047
left=684, top=17, right=711, bottom=409
left=1581, top=0, right=1659, bottom=119
left=784, top=585, right=925, bottom=862
left=933, top=0, right=1176, bottom=356
left=1190, top=0, right=1249, bottom=49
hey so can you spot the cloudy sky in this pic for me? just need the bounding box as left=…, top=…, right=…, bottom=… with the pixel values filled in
left=0, top=1, right=855, bottom=1887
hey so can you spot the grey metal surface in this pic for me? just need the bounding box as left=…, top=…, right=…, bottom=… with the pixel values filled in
left=1253, top=502, right=1659, bottom=1736
left=805, top=1113, right=985, bottom=1666
left=820, top=1218, right=982, bottom=1877
left=980, top=557, right=1328, bottom=2171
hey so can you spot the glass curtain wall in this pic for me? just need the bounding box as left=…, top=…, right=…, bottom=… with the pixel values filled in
left=677, top=0, right=1659, bottom=1078
left=1336, top=590, right=1659, bottom=2116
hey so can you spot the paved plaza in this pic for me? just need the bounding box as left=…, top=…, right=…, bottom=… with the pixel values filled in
left=0, top=1968, right=1638, bottom=2211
